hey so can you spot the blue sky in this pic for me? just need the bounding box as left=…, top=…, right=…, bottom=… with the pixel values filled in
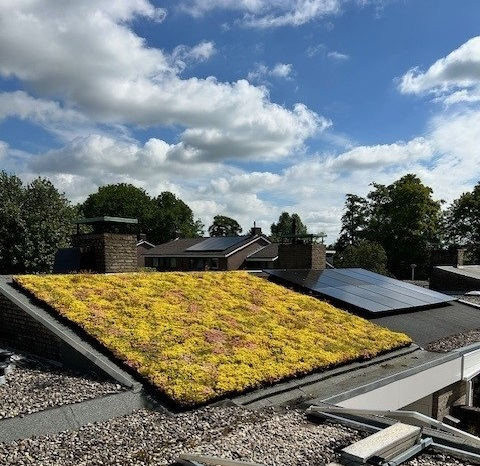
left=1, top=1, right=480, bottom=242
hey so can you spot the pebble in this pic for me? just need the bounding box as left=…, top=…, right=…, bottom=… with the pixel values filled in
left=426, top=294, right=480, bottom=352
left=0, top=407, right=471, bottom=465
left=0, top=351, right=125, bottom=420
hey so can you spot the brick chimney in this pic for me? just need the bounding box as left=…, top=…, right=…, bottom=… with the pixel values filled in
left=250, top=222, right=262, bottom=236
left=71, top=217, right=138, bottom=273
left=276, top=242, right=326, bottom=270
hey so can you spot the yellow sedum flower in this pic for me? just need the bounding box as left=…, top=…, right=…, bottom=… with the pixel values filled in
left=14, top=271, right=411, bottom=406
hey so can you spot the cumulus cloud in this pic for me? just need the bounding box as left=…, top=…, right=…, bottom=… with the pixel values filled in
left=325, top=137, right=434, bottom=171
left=29, top=134, right=225, bottom=180
left=399, top=36, right=480, bottom=104
left=179, top=0, right=342, bottom=27
left=0, top=91, right=94, bottom=140
left=0, top=1, right=325, bottom=162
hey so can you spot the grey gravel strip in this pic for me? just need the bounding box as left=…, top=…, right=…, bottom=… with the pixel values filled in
left=425, top=295, right=480, bottom=352
left=0, top=353, right=126, bottom=420
left=0, top=407, right=469, bottom=466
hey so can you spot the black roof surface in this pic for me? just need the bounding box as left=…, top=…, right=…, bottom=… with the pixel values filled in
left=371, top=300, right=480, bottom=348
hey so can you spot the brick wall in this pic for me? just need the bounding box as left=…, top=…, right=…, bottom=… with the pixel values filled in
left=0, top=294, right=61, bottom=361
left=432, top=380, right=467, bottom=421
left=276, top=243, right=326, bottom=270
left=72, top=233, right=137, bottom=273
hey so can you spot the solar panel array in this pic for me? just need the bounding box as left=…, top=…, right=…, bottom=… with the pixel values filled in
left=186, top=236, right=246, bottom=252
left=266, top=268, right=454, bottom=315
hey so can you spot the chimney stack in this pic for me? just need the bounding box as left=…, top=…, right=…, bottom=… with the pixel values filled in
left=250, top=221, right=262, bottom=236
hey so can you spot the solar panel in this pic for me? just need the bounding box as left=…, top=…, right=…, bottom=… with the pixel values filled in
left=266, top=268, right=455, bottom=315
left=186, top=236, right=246, bottom=252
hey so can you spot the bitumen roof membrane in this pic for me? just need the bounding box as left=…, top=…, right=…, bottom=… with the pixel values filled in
left=370, top=301, right=480, bottom=348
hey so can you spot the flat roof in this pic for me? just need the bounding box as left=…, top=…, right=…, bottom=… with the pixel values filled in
left=371, top=300, right=480, bottom=348
left=435, top=265, right=480, bottom=280
left=74, top=216, right=138, bottom=225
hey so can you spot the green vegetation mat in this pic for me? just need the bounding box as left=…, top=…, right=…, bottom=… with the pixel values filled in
left=14, top=272, right=411, bottom=406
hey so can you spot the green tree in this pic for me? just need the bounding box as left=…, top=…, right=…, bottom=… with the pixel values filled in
left=270, top=212, right=308, bottom=241
left=334, top=242, right=389, bottom=275
left=22, top=178, right=75, bottom=273
left=444, top=182, right=480, bottom=262
left=208, top=215, right=242, bottom=237
left=0, top=172, right=27, bottom=273
left=366, top=174, right=442, bottom=278
left=0, top=172, right=74, bottom=273
left=82, top=183, right=154, bottom=233
left=336, top=194, right=369, bottom=249
left=153, top=192, right=204, bottom=243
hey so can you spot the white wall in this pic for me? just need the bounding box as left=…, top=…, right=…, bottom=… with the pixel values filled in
left=338, top=357, right=462, bottom=411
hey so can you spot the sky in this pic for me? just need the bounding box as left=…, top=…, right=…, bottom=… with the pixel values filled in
left=1, top=1, right=480, bottom=243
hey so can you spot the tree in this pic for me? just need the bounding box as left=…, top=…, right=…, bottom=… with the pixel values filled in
left=444, top=182, right=480, bottom=262
left=153, top=192, right=204, bottom=244
left=270, top=212, right=307, bottom=241
left=82, top=184, right=203, bottom=244
left=336, top=194, right=369, bottom=250
left=0, top=172, right=27, bottom=273
left=208, top=215, right=242, bottom=237
left=0, top=172, right=74, bottom=274
left=365, top=174, right=442, bottom=278
left=82, top=183, right=155, bottom=234
left=22, top=178, right=75, bottom=273
left=334, top=242, right=389, bottom=275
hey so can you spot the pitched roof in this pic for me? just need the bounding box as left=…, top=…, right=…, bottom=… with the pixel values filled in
left=246, top=243, right=279, bottom=261
left=143, top=238, right=204, bottom=256
left=143, top=235, right=270, bottom=258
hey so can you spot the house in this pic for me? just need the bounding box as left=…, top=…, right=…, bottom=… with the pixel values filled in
left=142, top=227, right=271, bottom=271
left=244, top=243, right=278, bottom=269
left=136, top=235, right=155, bottom=268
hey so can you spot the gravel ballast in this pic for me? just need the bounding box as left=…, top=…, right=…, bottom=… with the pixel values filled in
left=0, top=407, right=470, bottom=466
left=0, top=352, right=125, bottom=420
left=426, top=295, right=480, bottom=352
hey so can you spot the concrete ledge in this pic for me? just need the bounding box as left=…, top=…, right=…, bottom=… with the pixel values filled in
left=0, top=389, right=149, bottom=443
left=0, top=276, right=140, bottom=389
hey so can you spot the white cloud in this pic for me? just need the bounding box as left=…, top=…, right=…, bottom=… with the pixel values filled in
left=171, top=41, right=216, bottom=72
left=248, top=63, right=294, bottom=83
left=399, top=36, right=480, bottom=104
left=0, top=91, right=94, bottom=140
left=307, top=44, right=349, bottom=61
left=0, top=1, right=325, bottom=163
left=29, top=134, right=224, bottom=180
left=179, top=0, right=342, bottom=27
left=325, top=137, right=434, bottom=171
left=327, top=51, right=349, bottom=61
left=272, top=63, right=294, bottom=78
left=0, top=141, right=8, bottom=160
